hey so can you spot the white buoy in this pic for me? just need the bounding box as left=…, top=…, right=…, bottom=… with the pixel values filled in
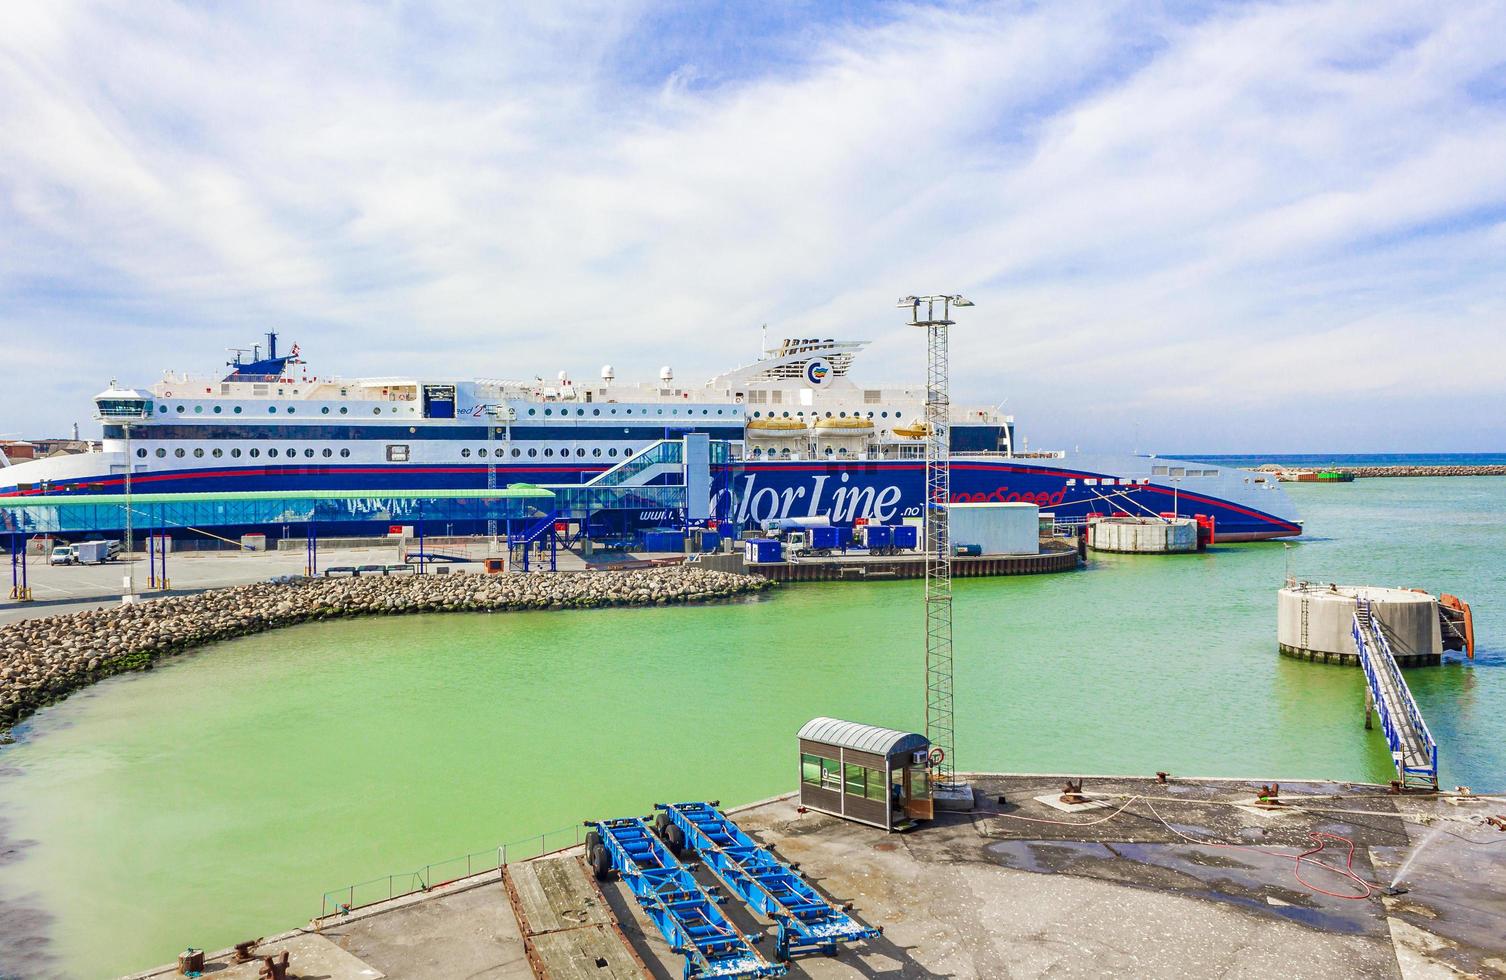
left=1277, top=583, right=1442, bottom=666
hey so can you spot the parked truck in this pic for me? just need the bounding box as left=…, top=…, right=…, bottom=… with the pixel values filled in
left=73, top=540, right=117, bottom=564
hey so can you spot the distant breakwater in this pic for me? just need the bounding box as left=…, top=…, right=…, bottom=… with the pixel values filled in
left=1338, top=465, right=1506, bottom=478
left=0, top=567, right=773, bottom=734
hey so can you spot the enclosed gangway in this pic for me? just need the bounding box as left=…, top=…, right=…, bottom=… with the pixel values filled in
left=1353, top=599, right=1439, bottom=790
left=587, top=816, right=785, bottom=980
left=656, top=802, right=880, bottom=960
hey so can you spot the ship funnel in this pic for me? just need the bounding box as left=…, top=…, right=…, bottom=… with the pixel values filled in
left=660, top=365, right=674, bottom=383
left=601, top=365, right=614, bottom=383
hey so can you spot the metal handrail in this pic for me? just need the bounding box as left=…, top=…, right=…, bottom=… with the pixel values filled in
left=1352, top=607, right=1438, bottom=786
left=318, top=823, right=586, bottom=920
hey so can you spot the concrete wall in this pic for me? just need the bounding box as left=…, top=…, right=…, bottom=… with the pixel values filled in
left=1276, top=585, right=1441, bottom=659
left=947, top=502, right=1039, bottom=556
left=1088, top=517, right=1197, bottom=553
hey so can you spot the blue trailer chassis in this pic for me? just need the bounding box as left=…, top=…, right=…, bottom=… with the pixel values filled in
left=589, top=816, right=785, bottom=980
left=657, top=802, right=881, bottom=960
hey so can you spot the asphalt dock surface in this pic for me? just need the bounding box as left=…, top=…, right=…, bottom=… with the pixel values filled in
left=122, top=774, right=1506, bottom=979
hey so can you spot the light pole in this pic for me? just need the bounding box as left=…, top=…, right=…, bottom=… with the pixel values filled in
left=899, top=293, right=973, bottom=802
left=123, top=421, right=134, bottom=598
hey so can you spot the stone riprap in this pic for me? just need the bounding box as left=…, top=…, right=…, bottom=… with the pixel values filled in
left=0, top=567, right=772, bottom=733
left=1257, top=464, right=1506, bottom=478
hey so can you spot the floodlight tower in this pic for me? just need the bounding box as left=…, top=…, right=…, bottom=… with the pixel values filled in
left=899, top=293, right=973, bottom=798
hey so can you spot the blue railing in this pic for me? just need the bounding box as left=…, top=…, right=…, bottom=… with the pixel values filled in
left=1352, top=605, right=1438, bottom=789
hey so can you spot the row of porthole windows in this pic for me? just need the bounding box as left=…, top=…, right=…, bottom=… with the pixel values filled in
left=461, top=447, right=630, bottom=459
left=137, top=446, right=637, bottom=460
left=751, top=446, right=850, bottom=458
left=751, top=410, right=895, bottom=419
left=141, top=447, right=354, bottom=460
left=526, top=406, right=728, bottom=417
left=164, top=404, right=392, bottom=416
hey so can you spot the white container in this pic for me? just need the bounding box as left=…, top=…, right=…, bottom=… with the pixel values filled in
left=946, top=502, right=1039, bottom=555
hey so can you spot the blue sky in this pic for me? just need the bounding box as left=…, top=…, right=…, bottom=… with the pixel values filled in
left=2, top=0, right=1504, bottom=451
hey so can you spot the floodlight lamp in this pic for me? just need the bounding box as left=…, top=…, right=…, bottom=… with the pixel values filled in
left=951, top=295, right=974, bottom=307
left=897, top=296, right=919, bottom=307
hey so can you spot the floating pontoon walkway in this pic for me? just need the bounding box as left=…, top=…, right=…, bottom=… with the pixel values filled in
left=656, top=802, right=880, bottom=960
left=588, top=817, right=785, bottom=980
left=1353, top=600, right=1439, bottom=790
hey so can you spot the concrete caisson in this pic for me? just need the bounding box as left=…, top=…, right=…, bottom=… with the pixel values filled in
left=1086, top=516, right=1198, bottom=553
left=1277, top=583, right=1442, bottom=666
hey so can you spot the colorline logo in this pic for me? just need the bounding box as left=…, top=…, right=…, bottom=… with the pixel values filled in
left=805, top=358, right=832, bottom=386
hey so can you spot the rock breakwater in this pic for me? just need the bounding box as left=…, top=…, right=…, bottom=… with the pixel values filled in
left=0, top=567, right=772, bottom=733
left=1343, top=465, right=1506, bottom=478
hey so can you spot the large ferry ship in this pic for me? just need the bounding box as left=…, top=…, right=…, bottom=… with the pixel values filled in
left=0, top=333, right=1301, bottom=541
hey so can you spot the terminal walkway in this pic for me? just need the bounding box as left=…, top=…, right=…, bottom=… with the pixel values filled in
left=1353, top=599, right=1439, bottom=790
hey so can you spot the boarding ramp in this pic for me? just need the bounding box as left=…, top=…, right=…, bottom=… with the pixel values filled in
left=656, top=802, right=880, bottom=960
left=588, top=816, right=785, bottom=980
left=1353, top=600, right=1439, bottom=790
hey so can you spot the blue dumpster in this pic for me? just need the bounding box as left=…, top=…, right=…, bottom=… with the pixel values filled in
left=892, top=525, right=919, bottom=551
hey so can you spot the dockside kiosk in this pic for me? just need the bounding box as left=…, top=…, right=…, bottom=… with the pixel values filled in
left=798, top=717, right=933, bottom=830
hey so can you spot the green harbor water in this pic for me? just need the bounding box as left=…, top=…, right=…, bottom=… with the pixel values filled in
left=1, top=478, right=1502, bottom=977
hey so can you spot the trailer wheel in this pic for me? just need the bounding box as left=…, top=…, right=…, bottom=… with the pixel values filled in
left=665, top=824, right=686, bottom=856
left=585, top=830, right=601, bottom=853
left=591, top=842, right=612, bottom=880
left=654, top=813, right=671, bottom=836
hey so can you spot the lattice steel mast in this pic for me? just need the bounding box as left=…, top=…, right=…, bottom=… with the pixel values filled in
left=899, top=294, right=972, bottom=788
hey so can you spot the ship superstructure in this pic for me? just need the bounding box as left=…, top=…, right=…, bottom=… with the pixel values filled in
left=0, top=333, right=1301, bottom=541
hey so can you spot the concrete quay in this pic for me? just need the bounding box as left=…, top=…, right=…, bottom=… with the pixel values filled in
left=124, top=774, right=1506, bottom=979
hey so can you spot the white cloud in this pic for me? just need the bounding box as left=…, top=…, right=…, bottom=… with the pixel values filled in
left=0, top=0, right=1503, bottom=450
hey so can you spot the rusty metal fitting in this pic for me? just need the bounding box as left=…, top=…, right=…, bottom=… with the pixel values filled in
left=1060, top=779, right=1087, bottom=806
left=1156, top=771, right=1170, bottom=785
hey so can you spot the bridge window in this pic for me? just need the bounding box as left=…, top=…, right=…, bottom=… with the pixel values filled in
left=1151, top=465, right=1168, bottom=475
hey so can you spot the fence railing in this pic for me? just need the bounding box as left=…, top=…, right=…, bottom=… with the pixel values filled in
left=319, top=823, right=587, bottom=920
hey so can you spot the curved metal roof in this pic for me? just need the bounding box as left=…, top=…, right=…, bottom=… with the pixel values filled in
left=797, top=717, right=929, bottom=757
